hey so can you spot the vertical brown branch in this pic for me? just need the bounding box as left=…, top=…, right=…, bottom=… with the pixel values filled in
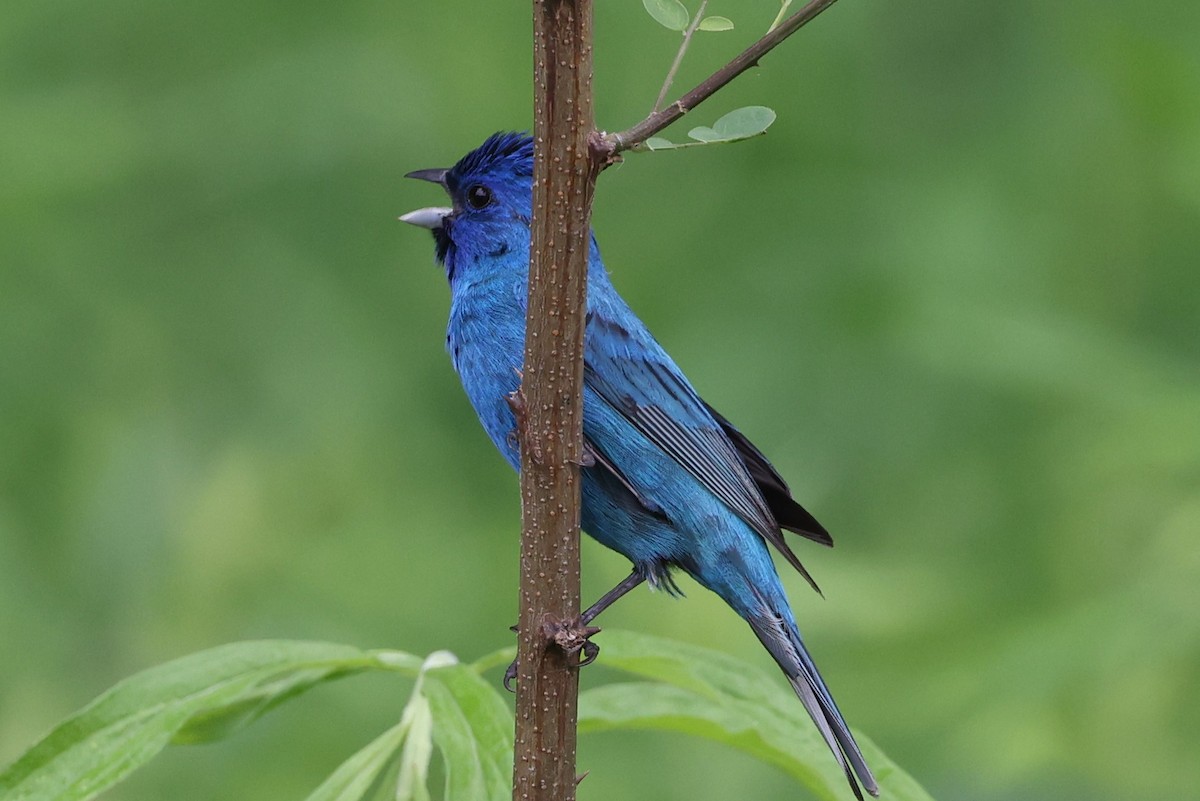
left=514, top=1, right=597, bottom=800
left=512, top=0, right=840, bottom=796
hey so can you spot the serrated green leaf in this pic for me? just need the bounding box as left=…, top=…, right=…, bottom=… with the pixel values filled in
left=641, top=0, right=689, bottom=31
left=0, top=640, right=416, bottom=801
left=303, top=721, right=408, bottom=801
left=425, top=666, right=513, bottom=801
left=698, top=16, right=734, bottom=31
left=712, top=105, right=777, bottom=139
left=578, top=631, right=936, bottom=801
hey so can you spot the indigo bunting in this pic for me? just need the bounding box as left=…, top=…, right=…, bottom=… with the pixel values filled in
left=402, top=132, right=877, bottom=799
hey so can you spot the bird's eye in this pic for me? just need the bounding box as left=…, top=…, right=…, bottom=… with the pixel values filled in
left=466, top=184, right=492, bottom=210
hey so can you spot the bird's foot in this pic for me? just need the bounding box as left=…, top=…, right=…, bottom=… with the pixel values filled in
left=502, top=619, right=602, bottom=693
left=547, top=616, right=602, bottom=667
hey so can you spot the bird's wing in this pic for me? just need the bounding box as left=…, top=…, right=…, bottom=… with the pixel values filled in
left=702, top=402, right=832, bottom=547
left=582, top=435, right=670, bottom=521
left=584, top=306, right=821, bottom=593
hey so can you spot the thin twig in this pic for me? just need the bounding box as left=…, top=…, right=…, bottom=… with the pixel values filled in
left=600, top=0, right=841, bottom=156
left=652, top=0, right=708, bottom=113
left=767, top=0, right=793, bottom=34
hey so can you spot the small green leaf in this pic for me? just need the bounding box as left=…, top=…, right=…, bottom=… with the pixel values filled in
left=687, top=126, right=724, bottom=143
left=643, top=107, right=779, bottom=153
left=641, top=0, right=689, bottom=31
left=644, top=136, right=679, bottom=151
left=712, top=105, right=777, bottom=139
left=303, top=722, right=408, bottom=801
left=698, top=15, right=734, bottom=31
left=425, top=665, right=513, bottom=801
left=0, top=641, right=416, bottom=801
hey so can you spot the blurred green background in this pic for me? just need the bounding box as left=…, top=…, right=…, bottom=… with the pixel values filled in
left=2, top=0, right=1198, bottom=799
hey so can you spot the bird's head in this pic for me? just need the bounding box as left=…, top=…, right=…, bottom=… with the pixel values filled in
left=401, top=132, right=535, bottom=277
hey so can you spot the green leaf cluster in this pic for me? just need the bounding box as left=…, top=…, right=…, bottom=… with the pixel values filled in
left=0, top=633, right=931, bottom=801
left=644, top=106, right=778, bottom=151
left=641, top=0, right=733, bottom=33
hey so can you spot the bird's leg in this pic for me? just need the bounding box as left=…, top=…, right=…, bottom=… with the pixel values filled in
left=579, top=569, right=647, bottom=625
left=503, top=569, right=648, bottom=692
left=544, top=569, right=648, bottom=671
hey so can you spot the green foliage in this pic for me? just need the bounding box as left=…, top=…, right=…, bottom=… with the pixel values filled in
left=303, top=721, right=407, bottom=801
left=2, top=1, right=1197, bottom=799
left=578, top=631, right=932, bottom=801
left=0, top=642, right=414, bottom=801
left=642, top=0, right=691, bottom=32
left=644, top=106, right=777, bottom=150
left=421, top=661, right=513, bottom=800
left=0, top=633, right=929, bottom=801
left=698, top=16, right=735, bottom=32
left=641, top=0, right=734, bottom=33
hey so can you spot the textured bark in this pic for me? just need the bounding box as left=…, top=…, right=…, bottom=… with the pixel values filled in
left=513, top=1, right=598, bottom=800
left=512, top=0, right=844, bottom=795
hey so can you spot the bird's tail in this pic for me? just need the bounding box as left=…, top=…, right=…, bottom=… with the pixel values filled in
left=743, top=590, right=879, bottom=800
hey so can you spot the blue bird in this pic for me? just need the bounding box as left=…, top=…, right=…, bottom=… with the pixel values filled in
left=401, top=132, right=877, bottom=799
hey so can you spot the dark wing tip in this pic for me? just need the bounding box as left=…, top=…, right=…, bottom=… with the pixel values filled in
left=769, top=488, right=834, bottom=547
left=701, top=400, right=835, bottom=548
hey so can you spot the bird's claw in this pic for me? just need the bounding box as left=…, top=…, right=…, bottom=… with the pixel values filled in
left=577, top=638, right=600, bottom=668
left=503, top=624, right=520, bottom=693
left=546, top=617, right=602, bottom=666
left=503, top=659, right=519, bottom=693
left=502, top=618, right=602, bottom=692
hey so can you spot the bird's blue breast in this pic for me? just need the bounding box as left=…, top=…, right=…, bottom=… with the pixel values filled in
left=446, top=266, right=528, bottom=470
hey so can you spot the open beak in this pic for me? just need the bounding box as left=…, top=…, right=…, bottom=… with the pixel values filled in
left=400, top=168, right=451, bottom=229
left=405, top=168, right=448, bottom=185
left=399, top=206, right=452, bottom=229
